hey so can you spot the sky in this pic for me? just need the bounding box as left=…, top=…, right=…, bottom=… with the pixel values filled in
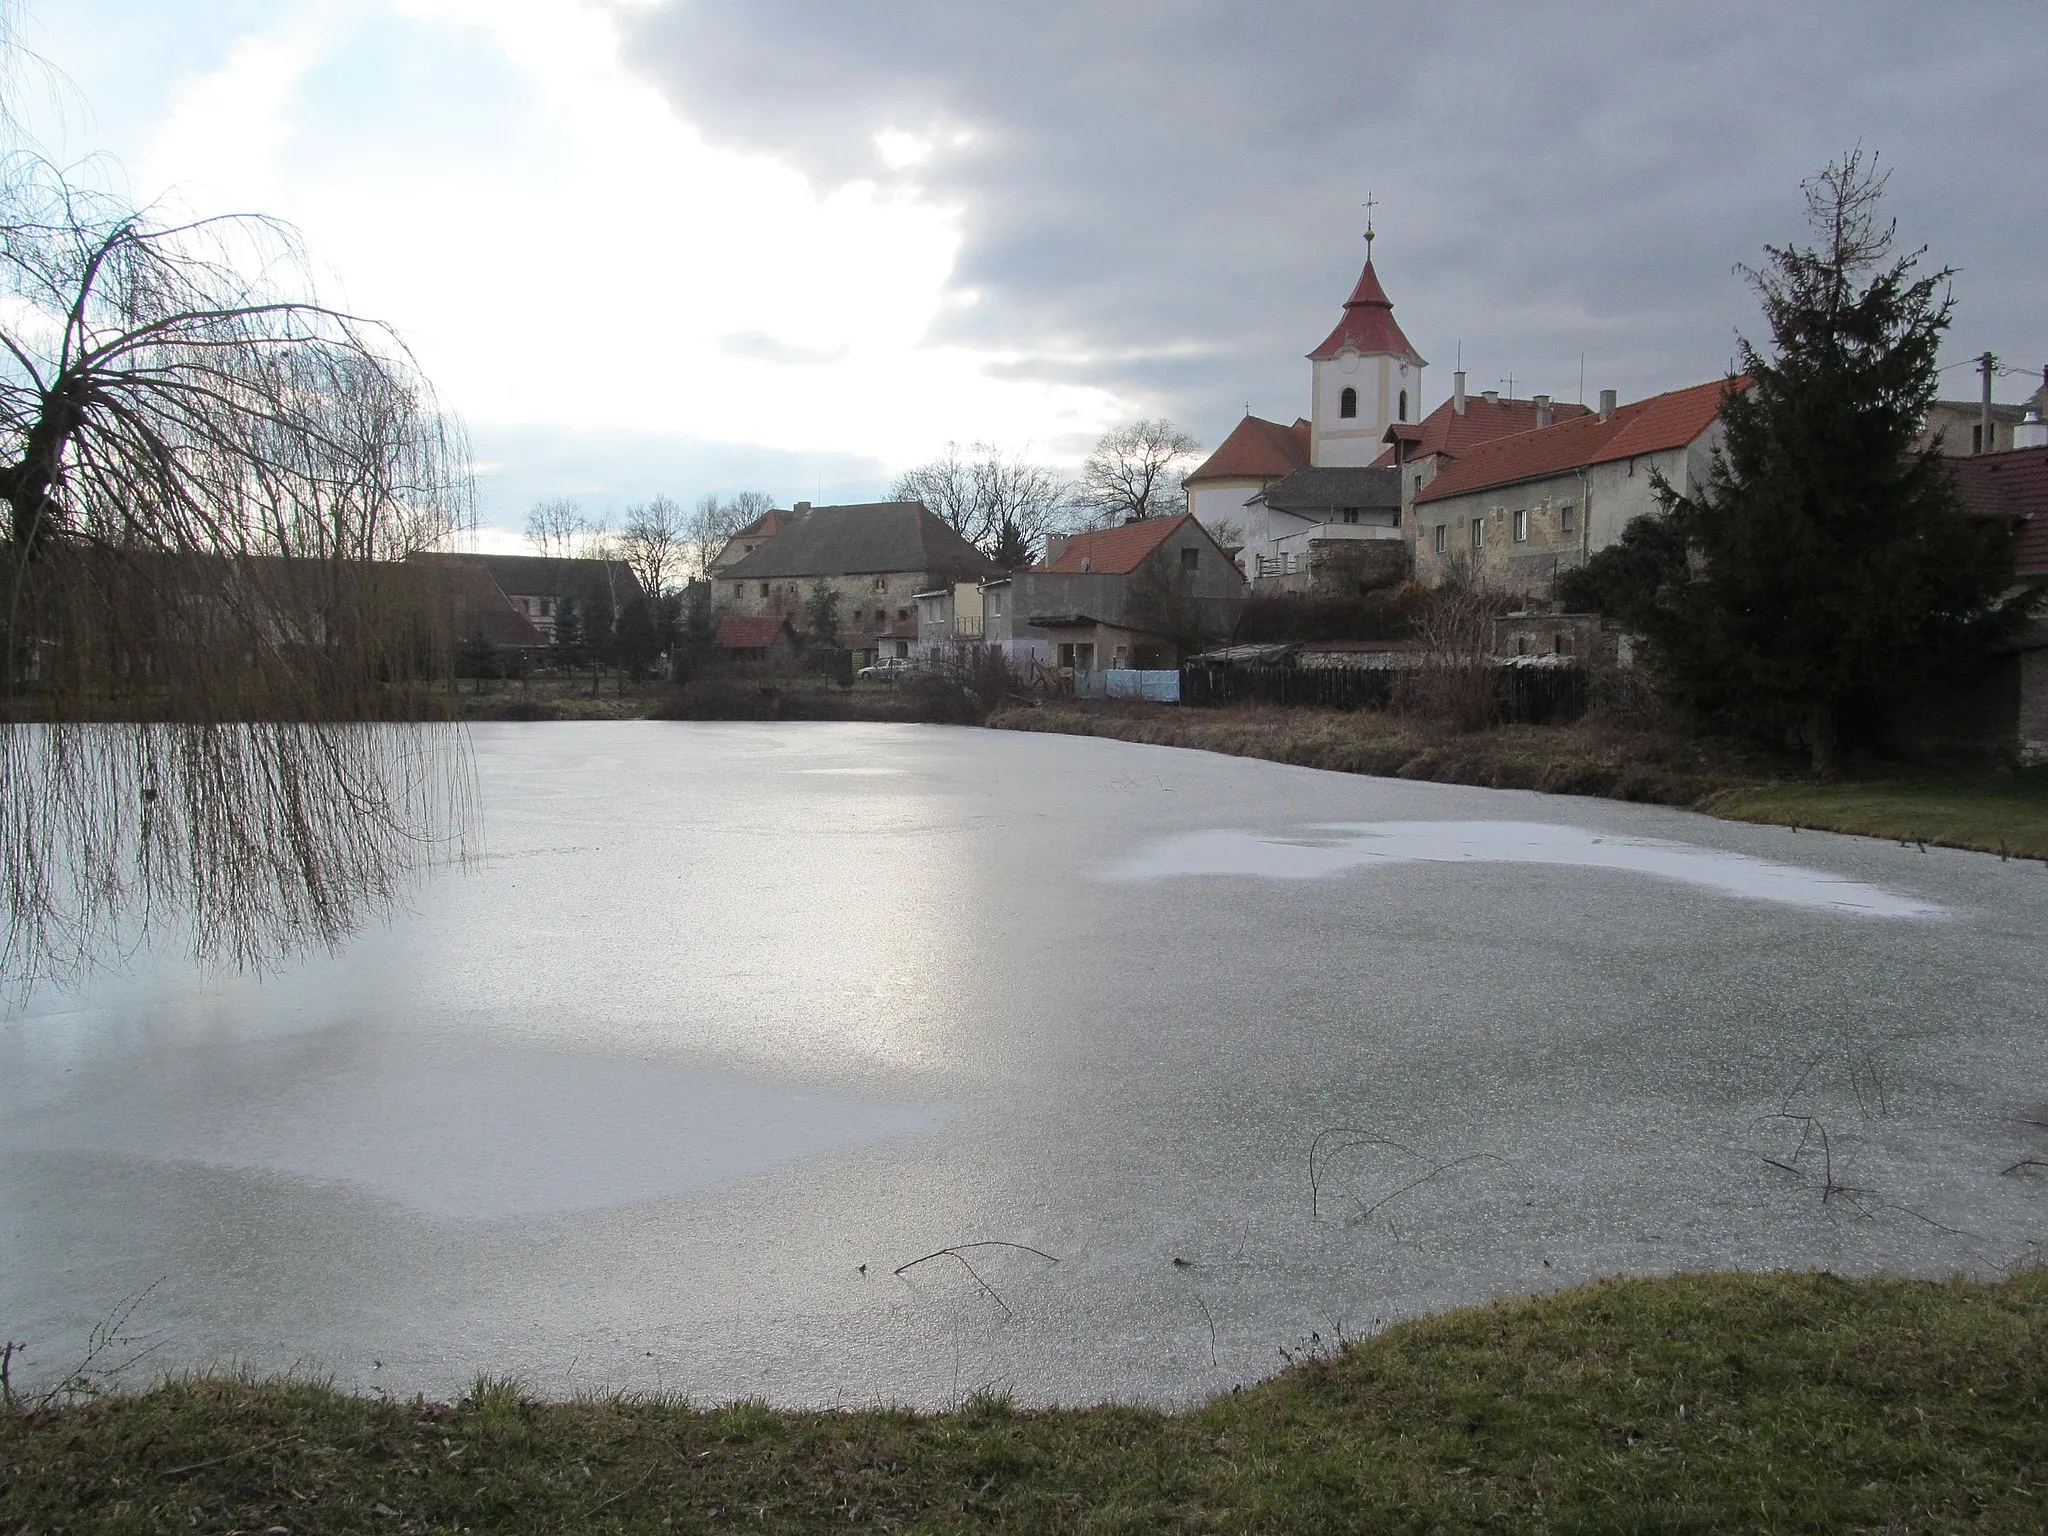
left=17, top=1, right=2048, bottom=546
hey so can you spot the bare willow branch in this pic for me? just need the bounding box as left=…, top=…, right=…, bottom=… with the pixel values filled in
left=0, top=160, right=476, bottom=986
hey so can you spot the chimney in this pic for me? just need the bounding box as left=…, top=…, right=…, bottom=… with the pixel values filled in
left=2016, top=410, right=2048, bottom=451
left=1598, top=388, right=1617, bottom=422
left=1043, top=534, right=1069, bottom=565
left=1453, top=369, right=1467, bottom=415
left=1481, top=389, right=1499, bottom=406
left=793, top=500, right=812, bottom=514
left=1533, top=394, right=1553, bottom=428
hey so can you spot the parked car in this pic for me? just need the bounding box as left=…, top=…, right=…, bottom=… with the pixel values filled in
left=857, top=656, right=914, bottom=682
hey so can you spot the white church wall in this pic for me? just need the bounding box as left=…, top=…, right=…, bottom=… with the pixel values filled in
left=1311, top=352, right=1422, bottom=468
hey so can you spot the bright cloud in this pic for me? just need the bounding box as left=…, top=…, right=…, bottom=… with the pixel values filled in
left=33, top=0, right=1125, bottom=519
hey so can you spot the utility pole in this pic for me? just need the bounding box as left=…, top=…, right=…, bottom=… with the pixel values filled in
left=1979, top=351, right=1997, bottom=454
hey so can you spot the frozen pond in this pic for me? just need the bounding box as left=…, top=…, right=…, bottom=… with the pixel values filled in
left=3, top=722, right=2045, bottom=1407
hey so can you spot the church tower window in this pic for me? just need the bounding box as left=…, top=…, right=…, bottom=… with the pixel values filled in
left=1339, top=387, right=1357, bottom=419
left=1398, top=389, right=1408, bottom=421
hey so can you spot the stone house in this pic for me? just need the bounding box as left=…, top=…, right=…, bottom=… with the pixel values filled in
left=707, top=505, right=800, bottom=576
left=981, top=514, right=1247, bottom=670
left=714, top=501, right=999, bottom=664
left=1412, top=377, right=1736, bottom=597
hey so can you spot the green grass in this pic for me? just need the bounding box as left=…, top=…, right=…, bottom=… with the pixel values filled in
left=6, top=1270, right=2044, bottom=1532
left=1705, top=768, right=2048, bottom=859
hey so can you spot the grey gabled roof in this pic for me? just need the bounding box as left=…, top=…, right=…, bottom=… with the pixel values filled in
left=1254, top=467, right=1401, bottom=515
left=719, top=502, right=1000, bottom=581
left=414, top=552, right=645, bottom=602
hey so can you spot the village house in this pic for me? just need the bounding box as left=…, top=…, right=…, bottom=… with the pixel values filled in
left=978, top=514, right=1246, bottom=671
left=713, top=613, right=800, bottom=667
left=1245, top=466, right=1405, bottom=595
left=1411, top=377, right=1737, bottom=597
left=707, top=505, right=800, bottom=576
left=411, top=551, right=644, bottom=650
left=1944, top=441, right=2048, bottom=765
left=714, top=500, right=999, bottom=665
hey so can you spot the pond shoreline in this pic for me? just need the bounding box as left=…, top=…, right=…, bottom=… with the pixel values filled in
left=7, top=1269, right=2041, bottom=1531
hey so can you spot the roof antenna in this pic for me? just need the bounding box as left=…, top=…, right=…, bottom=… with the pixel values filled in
left=1578, top=352, right=1585, bottom=405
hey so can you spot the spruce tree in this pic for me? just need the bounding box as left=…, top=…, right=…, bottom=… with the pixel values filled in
left=1563, top=152, right=2021, bottom=775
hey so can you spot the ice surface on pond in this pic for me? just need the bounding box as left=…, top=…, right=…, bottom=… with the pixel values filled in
left=1108, top=820, right=1945, bottom=918
left=6, top=1040, right=952, bottom=1220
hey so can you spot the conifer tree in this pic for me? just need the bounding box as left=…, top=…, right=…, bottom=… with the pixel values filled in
left=1563, top=151, right=2023, bottom=775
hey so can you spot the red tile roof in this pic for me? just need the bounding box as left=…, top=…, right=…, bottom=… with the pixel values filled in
left=1034, top=514, right=1191, bottom=575
left=1309, top=259, right=1423, bottom=363
left=1947, top=444, right=2048, bottom=577
left=715, top=615, right=796, bottom=649
left=1370, top=394, right=1593, bottom=470
left=1416, top=378, right=1740, bottom=504
left=1185, top=414, right=1312, bottom=484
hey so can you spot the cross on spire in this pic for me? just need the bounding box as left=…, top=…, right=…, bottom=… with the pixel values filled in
left=1362, top=191, right=1378, bottom=258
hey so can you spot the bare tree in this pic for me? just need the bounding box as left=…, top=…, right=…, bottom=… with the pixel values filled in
left=618, top=494, right=686, bottom=597
left=0, top=163, right=474, bottom=986
left=684, top=490, right=775, bottom=575
left=1077, top=419, right=1201, bottom=525
left=891, top=442, right=1074, bottom=554
left=524, top=496, right=587, bottom=560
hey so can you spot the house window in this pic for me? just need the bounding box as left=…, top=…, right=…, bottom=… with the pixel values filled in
left=1513, top=509, right=1528, bottom=542
left=1339, top=386, right=1357, bottom=419
left=1433, top=524, right=1447, bottom=554
left=732, top=583, right=743, bottom=598
left=758, top=583, right=769, bottom=597
left=1341, top=507, right=1360, bottom=524
left=872, top=576, right=888, bottom=593
left=1972, top=424, right=1983, bottom=453
left=898, top=608, right=910, bottom=621
left=1413, top=474, right=1423, bottom=499
left=1559, top=501, right=1577, bottom=533
left=1180, top=546, right=1199, bottom=571
left=1398, top=389, right=1408, bottom=421
left=1470, top=518, right=1485, bottom=550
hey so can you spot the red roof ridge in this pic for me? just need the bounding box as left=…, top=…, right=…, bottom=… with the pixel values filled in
left=1033, top=513, right=1191, bottom=575
left=715, top=614, right=795, bottom=648
left=1415, top=378, right=1741, bottom=504
left=1186, top=414, right=1311, bottom=484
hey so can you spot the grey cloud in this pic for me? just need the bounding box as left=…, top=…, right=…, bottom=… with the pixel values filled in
left=466, top=421, right=890, bottom=530
left=620, top=2, right=2048, bottom=453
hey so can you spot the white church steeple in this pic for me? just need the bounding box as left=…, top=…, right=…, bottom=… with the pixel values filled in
left=1306, top=223, right=1426, bottom=467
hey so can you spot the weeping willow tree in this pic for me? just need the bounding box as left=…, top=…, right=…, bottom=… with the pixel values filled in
left=0, top=161, right=476, bottom=986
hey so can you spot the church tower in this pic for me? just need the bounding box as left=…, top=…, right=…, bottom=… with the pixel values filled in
left=1307, top=223, right=1426, bottom=467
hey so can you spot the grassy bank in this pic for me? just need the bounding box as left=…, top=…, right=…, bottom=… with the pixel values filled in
left=1704, top=772, right=2048, bottom=859
left=4, top=1270, right=2041, bottom=1532
left=990, top=702, right=2048, bottom=859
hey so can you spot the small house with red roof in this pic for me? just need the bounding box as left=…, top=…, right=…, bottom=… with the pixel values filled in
left=713, top=613, right=800, bottom=666
left=980, top=513, right=1246, bottom=671
left=1412, top=377, right=1739, bottom=597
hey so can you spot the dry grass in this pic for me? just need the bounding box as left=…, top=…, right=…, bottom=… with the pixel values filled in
left=990, top=700, right=1776, bottom=808
left=4, top=1269, right=2042, bottom=1532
